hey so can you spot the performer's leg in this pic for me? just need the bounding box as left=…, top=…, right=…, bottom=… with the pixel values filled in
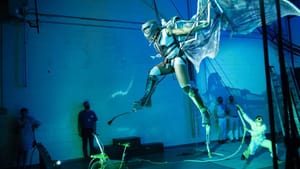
left=173, top=57, right=210, bottom=126
left=260, top=139, right=277, bottom=158
left=205, top=125, right=212, bottom=158
left=216, top=118, right=221, bottom=142
left=88, top=129, right=95, bottom=156
left=134, top=75, right=158, bottom=107
left=228, top=117, right=234, bottom=141
left=242, top=140, right=258, bottom=160
left=233, top=118, right=240, bottom=140
left=173, top=57, right=211, bottom=157
left=241, top=146, right=250, bottom=160
left=17, top=147, right=22, bottom=169
left=134, top=62, right=173, bottom=109
left=82, top=129, right=89, bottom=159
left=219, top=117, right=227, bottom=142
left=21, top=150, right=28, bottom=169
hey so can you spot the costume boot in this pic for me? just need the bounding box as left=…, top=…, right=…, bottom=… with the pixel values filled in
left=133, top=75, right=158, bottom=110
left=189, top=88, right=210, bottom=126
left=241, top=147, right=250, bottom=160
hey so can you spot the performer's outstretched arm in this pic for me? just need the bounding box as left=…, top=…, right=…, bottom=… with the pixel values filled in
left=236, top=105, right=255, bottom=126
left=168, top=0, right=211, bottom=36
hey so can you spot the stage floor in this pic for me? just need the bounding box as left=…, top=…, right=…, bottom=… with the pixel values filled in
left=59, top=138, right=286, bottom=169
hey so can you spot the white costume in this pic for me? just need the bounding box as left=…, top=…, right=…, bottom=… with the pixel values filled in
left=239, top=108, right=276, bottom=159
left=226, top=96, right=240, bottom=141
left=214, top=97, right=227, bottom=143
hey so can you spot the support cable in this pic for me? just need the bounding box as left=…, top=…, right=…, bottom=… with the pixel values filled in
left=170, top=0, right=184, bottom=18
left=259, top=1, right=279, bottom=169
left=0, top=24, right=3, bottom=108
left=153, top=0, right=161, bottom=24
left=286, top=16, right=295, bottom=68
left=272, top=0, right=300, bottom=169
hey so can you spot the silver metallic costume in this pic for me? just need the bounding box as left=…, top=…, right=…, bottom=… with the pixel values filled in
left=135, top=19, right=211, bottom=126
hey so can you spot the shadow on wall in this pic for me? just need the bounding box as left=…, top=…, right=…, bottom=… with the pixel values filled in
left=204, top=72, right=267, bottom=114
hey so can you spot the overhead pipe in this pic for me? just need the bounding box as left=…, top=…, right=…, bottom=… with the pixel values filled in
left=24, top=11, right=142, bottom=30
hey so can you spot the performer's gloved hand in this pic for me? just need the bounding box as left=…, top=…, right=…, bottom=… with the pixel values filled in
left=236, top=105, right=240, bottom=111
left=236, top=104, right=242, bottom=112
left=236, top=105, right=246, bottom=115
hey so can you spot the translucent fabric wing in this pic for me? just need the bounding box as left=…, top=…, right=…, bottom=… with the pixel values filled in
left=179, top=17, right=222, bottom=72
left=175, top=0, right=300, bottom=72
left=218, top=0, right=300, bottom=34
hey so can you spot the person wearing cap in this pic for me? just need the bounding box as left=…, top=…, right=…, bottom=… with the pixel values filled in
left=236, top=105, right=278, bottom=160
left=78, top=101, right=98, bottom=160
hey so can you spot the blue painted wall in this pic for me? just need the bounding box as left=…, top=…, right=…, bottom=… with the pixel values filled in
left=1, top=0, right=299, bottom=168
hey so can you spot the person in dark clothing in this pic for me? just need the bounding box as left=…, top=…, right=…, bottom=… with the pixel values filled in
left=16, top=107, right=40, bottom=169
left=78, top=101, right=98, bottom=159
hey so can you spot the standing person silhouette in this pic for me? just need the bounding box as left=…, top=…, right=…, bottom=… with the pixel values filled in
left=16, top=107, right=40, bottom=169
left=78, top=101, right=98, bottom=160
left=226, top=95, right=241, bottom=142
left=213, top=96, right=227, bottom=144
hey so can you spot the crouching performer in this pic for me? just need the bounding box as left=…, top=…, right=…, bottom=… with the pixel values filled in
left=236, top=105, right=279, bottom=161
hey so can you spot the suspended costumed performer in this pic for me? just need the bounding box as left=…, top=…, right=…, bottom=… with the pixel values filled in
left=134, top=0, right=300, bottom=126
left=131, top=0, right=300, bottom=158
left=133, top=0, right=220, bottom=157
left=133, top=0, right=218, bottom=127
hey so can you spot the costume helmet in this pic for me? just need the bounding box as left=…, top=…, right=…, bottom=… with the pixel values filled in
left=255, top=116, right=263, bottom=123
left=142, top=20, right=161, bottom=43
